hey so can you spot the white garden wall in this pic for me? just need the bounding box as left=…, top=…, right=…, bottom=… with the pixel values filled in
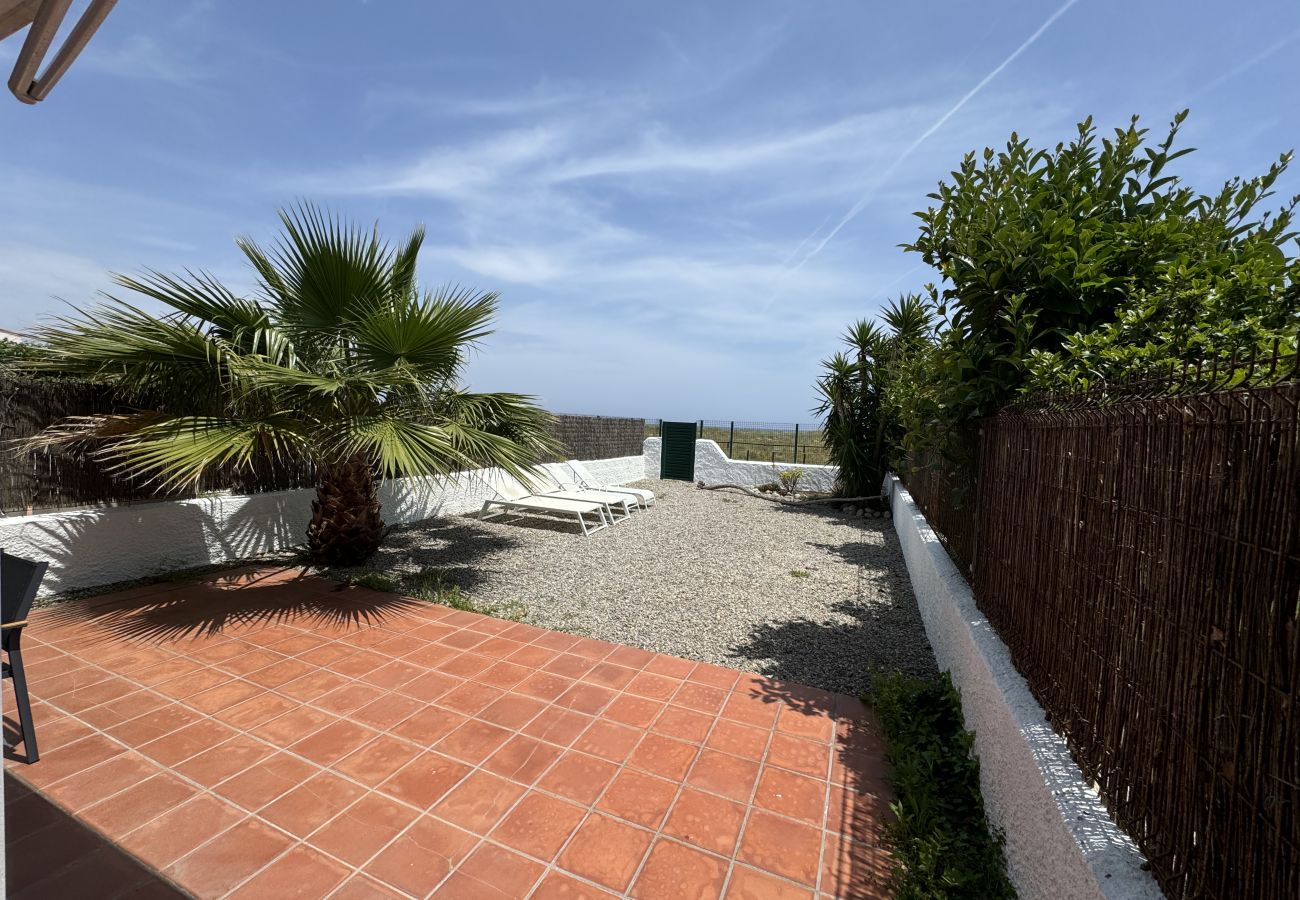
left=643, top=437, right=837, bottom=491
left=1, top=455, right=648, bottom=597
left=885, top=474, right=1160, bottom=900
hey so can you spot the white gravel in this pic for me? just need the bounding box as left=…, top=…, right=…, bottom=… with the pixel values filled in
left=330, top=478, right=936, bottom=696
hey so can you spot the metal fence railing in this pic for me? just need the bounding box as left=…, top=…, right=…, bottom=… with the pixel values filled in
left=909, top=355, right=1300, bottom=900
left=646, top=419, right=829, bottom=466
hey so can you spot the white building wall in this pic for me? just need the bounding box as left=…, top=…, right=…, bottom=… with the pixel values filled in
left=885, top=474, right=1161, bottom=900
left=0, top=455, right=648, bottom=597
left=644, top=437, right=837, bottom=492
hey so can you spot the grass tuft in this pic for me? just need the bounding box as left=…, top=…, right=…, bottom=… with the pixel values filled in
left=871, top=672, right=1016, bottom=900
left=789, top=570, right=811, bottom=578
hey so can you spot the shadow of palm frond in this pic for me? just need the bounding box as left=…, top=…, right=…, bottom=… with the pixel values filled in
left=39, top=569, right=425, bottom=645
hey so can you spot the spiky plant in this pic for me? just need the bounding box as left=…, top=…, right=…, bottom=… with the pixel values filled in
left=816, top=295, right=933, bottom=497
left=24, top=204, right=559, bottom=565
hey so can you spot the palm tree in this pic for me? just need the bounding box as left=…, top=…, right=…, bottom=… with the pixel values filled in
left=24, top=204, right=559, bottom=565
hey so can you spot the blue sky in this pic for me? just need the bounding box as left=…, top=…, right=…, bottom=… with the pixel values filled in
left=2, top=0, right=1297, bottom=421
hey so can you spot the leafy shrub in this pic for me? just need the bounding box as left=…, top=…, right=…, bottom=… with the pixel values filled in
left=873, top=672, right=1015, bottom=900
left=897, top=111, right=1297, bottom=456
left=778, top=468, right=804, bottom=494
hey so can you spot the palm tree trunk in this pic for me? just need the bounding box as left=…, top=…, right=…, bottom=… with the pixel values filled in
left=306, top=453, right=385, bottom=565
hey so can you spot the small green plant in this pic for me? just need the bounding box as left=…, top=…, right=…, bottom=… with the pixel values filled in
left=344, top=570, right=399, bottom=592
left=778, top=468, right=804, bottom=495
left=789, top=570, right=811, bottom=578
left=410, top=568, right=528, bottom=621
left=872, top=672, right=1015, bottom=900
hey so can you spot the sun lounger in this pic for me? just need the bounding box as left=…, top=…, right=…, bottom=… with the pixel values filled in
left=535, top=465, right=637, bottom=520
left=479, top=471, right=610, bottom=536
left=566, top=459, right=655, bottom=508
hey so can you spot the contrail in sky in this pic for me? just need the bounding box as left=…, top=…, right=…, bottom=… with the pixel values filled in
left=1193, top=27, right=1300, bottom=98
left=781, top=0, right=1082, bottom=278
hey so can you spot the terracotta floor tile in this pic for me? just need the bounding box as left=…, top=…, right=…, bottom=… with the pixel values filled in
left=317, top=681, right=387, bottom=715
left=13, top=712, right=94, bottom=757
left=297, top=642, right=359, bottom=669
left=477, top=693, right=547, bottom=729
left=43, top=751, right=160, bottom=812
left=605, top=694, right=664, bottom=729
left=738, top=810, right=822, bottom=886
left=688, top=662, right=742, bottom=691
left=358, top=659, right=425, bottom=690
left=216, top=692, right=299, bottom=730
left=706, top=720, right=771, bottom=760
left=213, top=752, right=320, bottom=811
left=396, top=669, right=463, bottom=703
left=574, top=720, right=642, bottom=763
left=79, top=690, right=168, bottom=730
left=522, top=706, right=593, bottom=746
left=505, top=644, right=557, bottom=668
left=267, top=633, right=330, bottom=656
left=56, top=676, right=138, bottom=712
left=434, top=718, right=512, bottom=764
left=533, top=631, right=580, bottom=652
left=629, top=733, right=700, bottom=781
left=440, top=842, right=545, bottom=898
left=277, top=669, right=351, bottom=703
left=644, top=654, right=695, bottom=679
left=582, top=661, right=638, bottom=690
left=631, top=837, right=729, bottom=899
left=532, top=871, right=620, bottom=898
left=491, top=790, right=587, bottom=859
left=139, top=718, right=238, bottom=767
left=626, top=672, right=679, bottom=701
left=19, top=733, right=125, bottom=787
left=331, top=650, right=393, bottom=679
left=605, top=646, right=654, bottom=669
left=544, top=652, right=597, bottom=679
left=568, top=636, right=619, bottom=661
left=244, top=657, right=314, bottom=689
left=118, top=794, right=244, bottom=870
left=186, top=679, right=266, bottom=715
left=401, top=641, right=459, bottom=669
left=672, top=682, right=729, bottom=715
left=767, top=734, right=832, bottom=779
left=775, top=705, right=834, bottom=743
left=335, top=734, right=422, bottom=786
left=831, top=748, right=890, bottom=796
left=329, top=875, right=408, bottom=899
left=537, top=751, right=619, bottom=806
left=652, top=706, right=714, bottom=743
left=820, top=832, right=893, bottom=899
left=106, top=704, right=203, bottom=746
left=390, top=704, right=468, bottom=745
left=754, top=767, right=827, bottom=824
left=825, top=784, right=892, bottom=845
left=352, top=693, right=424, bottom=730
left=174, top=734, right=274, bottom=787
left=597, top=769, right=678, bottom=828
left=432, top=769, right=526, bottom=834
left=483, top=734, right=562, bottom=784
left=468, top=635, right=525, bottom=659
left=221, top=648, right=285, bottom=677
left=377, top=750, right=471, bottom=808
left=252, top=705, right=339, bottom=747
left=663, top=787, right=745, bottom=856
left=721, top=694, right=781, bottom=729
left=557, top=813, right=653, bottom=893
left=474, top=660, right=533, bottom=690
left=516, top=671, right=575, bottom=702
left=289, top=719, right=379, bottom=766
left=260, top=771, right=367, bottom=837
left=311, top=792, right=420, bottom=867
left=440, top=628, right=489, bottom=651
left=227, top=843, right=351, bottom=899
left=365, top=814, right=476, bottom=896
left=440, top=680, right=506, bottom=715
left=166, top=816, right=293, bottom=897
left=687, top=750, right=761, bottom=802
left=725, top=865, right=816, bottom=899
left=81, top=773, right=197, bottom=839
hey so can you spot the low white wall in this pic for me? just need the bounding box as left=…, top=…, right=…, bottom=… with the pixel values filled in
left=885, top=474, right=1160, bottom=900
left=1, top=456, right=647, bottom=597
left=643, top=437, right=837, bottom=491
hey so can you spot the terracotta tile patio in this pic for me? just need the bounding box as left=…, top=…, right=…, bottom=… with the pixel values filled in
left=4, top=566, right=894, bottom=898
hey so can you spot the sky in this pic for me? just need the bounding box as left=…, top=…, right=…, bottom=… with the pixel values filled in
left=1, top=0, right=1297, bottom=422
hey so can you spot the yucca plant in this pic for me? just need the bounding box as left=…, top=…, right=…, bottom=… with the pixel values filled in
left=23, top=204, right=559, bottom=565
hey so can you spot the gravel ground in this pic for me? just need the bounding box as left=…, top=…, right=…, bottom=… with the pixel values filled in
left=328, top=478, right=936, bottom=696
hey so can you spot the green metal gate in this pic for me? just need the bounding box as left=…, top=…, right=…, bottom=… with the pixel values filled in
left=659, top=421, right=697, bottom=481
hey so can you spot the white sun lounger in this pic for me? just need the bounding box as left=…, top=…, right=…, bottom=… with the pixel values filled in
left=566, top=459, right=656, bottom=508
left=535, top=466, right=637, bottom=520
left=479, top=471, right=610, bottom=536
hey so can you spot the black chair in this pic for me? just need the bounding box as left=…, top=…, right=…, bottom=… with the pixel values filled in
left=3, top=551, right=47, bottom=764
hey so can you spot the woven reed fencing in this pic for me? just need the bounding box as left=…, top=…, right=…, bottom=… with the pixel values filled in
left=912, top=355, right=1300, bottom=900
left=0, top=375, right=647, bottom=515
